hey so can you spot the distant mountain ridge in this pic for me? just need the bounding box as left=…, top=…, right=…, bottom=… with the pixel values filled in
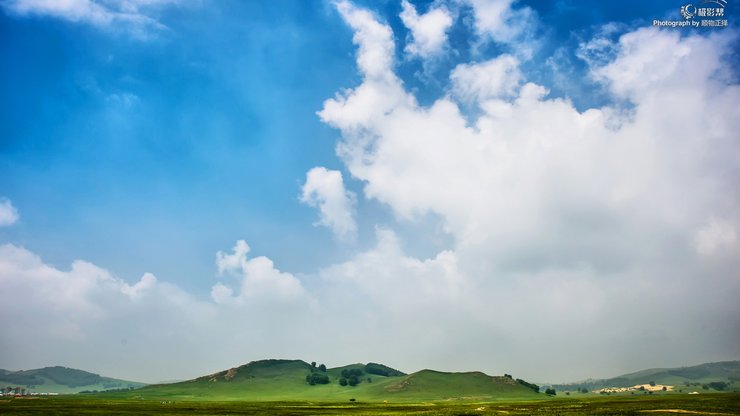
left=552, top=360, right=740, bottom=391
left=0, top=366, right=146, bottom=394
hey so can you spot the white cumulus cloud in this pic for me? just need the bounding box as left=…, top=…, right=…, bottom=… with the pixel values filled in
left=318, top=2, right=740, bottom=379
left=300, top=167, right=357, bottom=240
left=0, top=241, right=313, bottom=383
left=450, top=54, right=521, bottom=101
left=0, top=198, right=19, bottom=226
left=213, top=240, right=306, bottom=304
left=334, top=0, right=396, bottom=81
left=399, top=0, right=453, bottom=59
left=0, top=242, right=216, bottom=379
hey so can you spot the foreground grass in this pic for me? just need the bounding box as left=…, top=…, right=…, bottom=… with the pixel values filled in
left=1, top=393, right=738, bottom=415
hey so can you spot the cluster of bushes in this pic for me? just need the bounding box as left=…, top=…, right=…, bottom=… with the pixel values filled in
left=339, top=369, right=364, bottom=387
left=305, top=362, right=329, bottom=385
left=80, top=387, right=136, bottom=394
left=680, top=381, right=732, bottom=391
left=705, top=381, right=728, bottom=391
left=305, top=373, right=329, bottom=385
left=503, top=373, right=543, bottom=394
left=305, top=362, right=405, bottom=387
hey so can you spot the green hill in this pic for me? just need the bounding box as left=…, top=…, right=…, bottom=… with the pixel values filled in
left=0, top=366, right=146, bottom=394
left=553, top=361, right=740, bottom=392
left=380, top=370, right=538, bottom=401
left=122, top=359, right=540, bottom=402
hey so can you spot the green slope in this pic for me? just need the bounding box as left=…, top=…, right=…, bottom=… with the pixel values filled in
left=377, top=369, right=539, bottom=401
left=123, top=359, right=540, bottom=402
left=553, top=361, right=740, bottom=392
left=0, top=366, right=145, bottom=394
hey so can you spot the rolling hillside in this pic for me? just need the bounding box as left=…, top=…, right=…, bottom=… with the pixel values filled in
left=0, top=366, right=145, bottom=394
left=125, top=359, right=540, bottom=402
left=552, top=361, right=740, bottom=392
left=380, top=369, right=538, bottom=401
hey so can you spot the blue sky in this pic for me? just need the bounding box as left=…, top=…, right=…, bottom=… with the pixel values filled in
left=1, top=0, right=739, bottom=384
left=0, top=2, right=364, bottom=287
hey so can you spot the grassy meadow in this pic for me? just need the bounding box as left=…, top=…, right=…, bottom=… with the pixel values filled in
left=1, top=393, right=739, bottom=415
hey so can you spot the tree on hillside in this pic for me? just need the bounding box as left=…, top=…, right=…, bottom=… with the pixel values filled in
left=341, top=369, right=363, bottom=379
left=516, top=378, right=540, bottom=393
left=311, top=362, right=316, bottom=369
left=545, top=388, right=556, bottom=396
left=318, top=364, right=327, bottom=372
left=339, top=368, right=364, bottom=387
left=364, top=363, right=405, bottom=377
left=306, top=373, right=329, bottom=385
left=708, top=381, right=728, bottom=391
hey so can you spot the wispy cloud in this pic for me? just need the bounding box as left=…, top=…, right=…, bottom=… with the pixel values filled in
left=0, top=0, right=184, bottom=38
left=463, top=0, right=540, bottom=57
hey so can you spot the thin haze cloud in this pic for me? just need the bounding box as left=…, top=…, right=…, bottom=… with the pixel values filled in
left=0, top=0, right=180, bottom=38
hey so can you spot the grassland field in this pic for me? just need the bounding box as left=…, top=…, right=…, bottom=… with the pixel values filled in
left=1, top=392, right=739, bottom=415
